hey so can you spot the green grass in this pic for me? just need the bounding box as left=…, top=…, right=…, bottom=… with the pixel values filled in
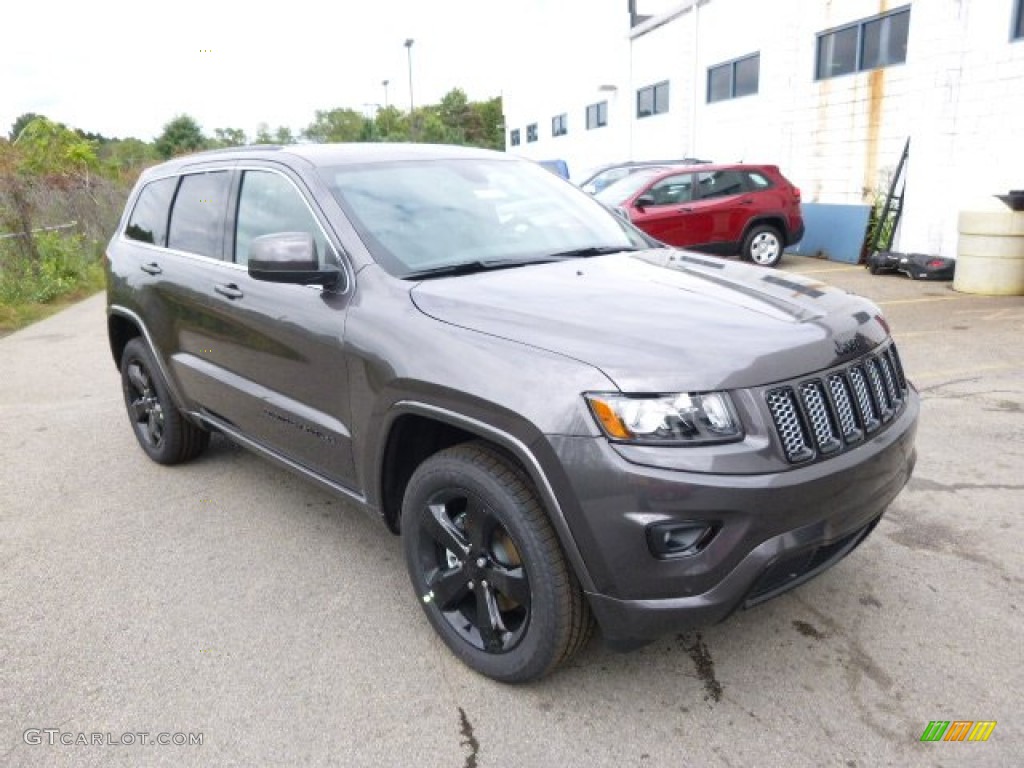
left=0, top=233, right=106, bottom=336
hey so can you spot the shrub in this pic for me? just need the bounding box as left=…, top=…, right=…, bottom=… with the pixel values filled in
left=0, top=232, right=103, bottom=305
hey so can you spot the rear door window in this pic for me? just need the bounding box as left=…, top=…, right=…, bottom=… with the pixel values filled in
left=695, top=170, right=747, bottom=199
left=167, top=171, right=232, bottom=259
left=125, top=177, right=179, bottom=245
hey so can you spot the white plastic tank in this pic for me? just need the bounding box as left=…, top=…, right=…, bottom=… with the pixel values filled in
left=954, top=195, right=1024, bottom=296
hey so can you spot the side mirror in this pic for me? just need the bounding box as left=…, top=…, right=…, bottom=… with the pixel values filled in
left=248, top=232, right=340, bottom=287
left=635, top=194, right=655, bottom=210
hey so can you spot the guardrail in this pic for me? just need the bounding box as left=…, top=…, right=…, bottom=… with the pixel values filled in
left=0, top=222, right=78, bottom=240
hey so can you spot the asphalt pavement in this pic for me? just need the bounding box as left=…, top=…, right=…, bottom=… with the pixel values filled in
left=1, top=256, right=1021, bottom=767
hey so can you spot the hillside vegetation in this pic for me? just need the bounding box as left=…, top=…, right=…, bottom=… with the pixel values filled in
left=0, top=89, right=503, bottom=333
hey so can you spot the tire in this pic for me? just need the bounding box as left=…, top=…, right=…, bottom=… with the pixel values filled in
left=120, top=338, right=210, bottom=465
left=401, top=441, right=592, bottom=683
left=742, top=225, right=784, bottom=267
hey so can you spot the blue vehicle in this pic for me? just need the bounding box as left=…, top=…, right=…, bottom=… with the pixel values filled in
left=538, top=159, right=570, bottom=180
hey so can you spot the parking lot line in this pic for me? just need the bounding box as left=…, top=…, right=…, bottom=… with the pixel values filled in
left=876, top=296, right=963, bottom=306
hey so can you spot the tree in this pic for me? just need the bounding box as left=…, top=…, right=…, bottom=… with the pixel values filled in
left=253, top=123, right=274, bottom=144
left=13, top=117, right=99, bottom=179
left=154, top=115, right=206, bottom=159
left=415, top=107, right=451, bottom=144
left=102, top=138, right=159, bottom=174
left=374, top=106, right=408, bottom=140
left=9, top=112, right=43, bottom=142
left=471, top=96, right=505, bottom=150
left=273, top=126, right=295, bottom=144
left=302, top=108, right=366, bottom=143
left=438, top=88, right=471, bottom=143
left=75, top=128, right=111, bottom=145
left=212, top=127, right=247, bottom=147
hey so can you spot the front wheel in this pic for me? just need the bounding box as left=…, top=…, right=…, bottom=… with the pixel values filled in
left=120, top=338, right=209, bottom=465
left=401, top=442, right=592, bottom=683
left=742, top=225, right=784, bottom=267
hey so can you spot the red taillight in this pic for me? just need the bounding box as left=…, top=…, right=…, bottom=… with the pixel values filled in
left=927, top=259, right=945, bottom=268
left=792, top=186, right=802, bottom=202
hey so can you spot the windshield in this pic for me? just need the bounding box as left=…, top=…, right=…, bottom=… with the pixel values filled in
left=594, top=168, right=664, bottom=206
left=318, top=158, right=648, bottom=277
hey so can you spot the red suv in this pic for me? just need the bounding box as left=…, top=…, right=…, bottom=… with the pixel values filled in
left=595, top=164, right=804, bottom=267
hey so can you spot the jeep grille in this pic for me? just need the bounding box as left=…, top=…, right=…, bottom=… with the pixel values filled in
left=766, top=344, right=909, bottom=464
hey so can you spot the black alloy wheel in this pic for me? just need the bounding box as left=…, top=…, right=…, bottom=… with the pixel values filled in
left=416, top=486, right=532, bottom=654
left=402, top=442, right=592, bottom=683
left=120, top=338, right=209, bottom=465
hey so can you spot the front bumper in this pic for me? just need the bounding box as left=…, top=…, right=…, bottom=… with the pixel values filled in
left=545, top=390, right=918, bottom=649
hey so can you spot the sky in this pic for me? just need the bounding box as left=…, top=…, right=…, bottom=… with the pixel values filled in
left=1, top=0, right=570, bottom=142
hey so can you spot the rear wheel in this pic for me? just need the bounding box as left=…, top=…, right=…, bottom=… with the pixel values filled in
left=120, top=338, right=209, bottom=465
left=742, top=225, right=784, bottom=267
left=401, top=442, right=592, bottom=683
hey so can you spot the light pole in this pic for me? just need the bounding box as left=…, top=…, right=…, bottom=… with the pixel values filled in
left=404, top=38, right=415, bottom=116
left=381, top=80, right=390, bottom=136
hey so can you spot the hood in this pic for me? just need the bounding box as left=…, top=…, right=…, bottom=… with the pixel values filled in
left=410, top=250, right=890, bottom=392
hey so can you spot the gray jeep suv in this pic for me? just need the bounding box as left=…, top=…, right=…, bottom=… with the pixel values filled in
left=105, top=143, right=918, bottom=683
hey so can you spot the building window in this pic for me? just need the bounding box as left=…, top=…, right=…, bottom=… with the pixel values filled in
left=509, top=129, right=521, bottom=147
left=816, top=6, right=910, bottom=80
left=586, top=101, right=608, bottom=130
left=637, top=81, right=670, bottom=118
left=707, top=53, right=760, bottom=103
left=551, top=113, right=568, bottom=137
left=526, top=123, right=538, bottom=143
left=1015, top=0, right=1024, bottom=40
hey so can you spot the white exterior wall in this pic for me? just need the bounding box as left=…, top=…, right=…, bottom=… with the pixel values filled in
left=629, top=14, right=693, bottom=160
left=503, top=0, right=1024, bottom=258
left=502, top=0, right=633, bottom=181
left=898, top=0, right=1024, bottom=257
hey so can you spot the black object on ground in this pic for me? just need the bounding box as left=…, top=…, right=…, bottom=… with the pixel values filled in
left=867, top=251, right=956, bottom=281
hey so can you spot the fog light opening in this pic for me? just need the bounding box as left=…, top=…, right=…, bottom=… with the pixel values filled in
left=647, top=522, right=718, bottom=558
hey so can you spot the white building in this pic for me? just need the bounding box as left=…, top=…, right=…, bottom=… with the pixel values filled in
left=503, top=0, right=1024, bottom=260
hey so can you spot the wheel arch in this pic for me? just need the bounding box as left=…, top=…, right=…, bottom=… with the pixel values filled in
left=742, top=215, right=790, bottom=245
left=107, top=305, right=189, bottom=413
left=375, top=401, right=596, bottom=593
left=108, top=311, right=142, bottom=369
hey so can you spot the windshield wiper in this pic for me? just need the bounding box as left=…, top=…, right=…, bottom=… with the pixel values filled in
left=403, top=248, right=639, bottom=280
left=404, top=258, right=552, bottom=280
left=544, top=245, right=640, bottom=259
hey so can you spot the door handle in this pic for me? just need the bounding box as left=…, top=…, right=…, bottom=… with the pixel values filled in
left=214, top=283, right=244, bottom=300
left=140, top=262, right=162, bottom=275
left=739, top=199, right=754, bottom=205
left=676, top=207, right=694, bottom=213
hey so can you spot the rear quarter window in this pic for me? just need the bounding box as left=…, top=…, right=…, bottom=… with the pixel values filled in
left=744, top=172, right=773, bottom=189
left=125, top=177, right=178, bottom=245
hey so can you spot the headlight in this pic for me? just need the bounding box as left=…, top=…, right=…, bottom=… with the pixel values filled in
left=584, top=392, right=743, bottom=445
